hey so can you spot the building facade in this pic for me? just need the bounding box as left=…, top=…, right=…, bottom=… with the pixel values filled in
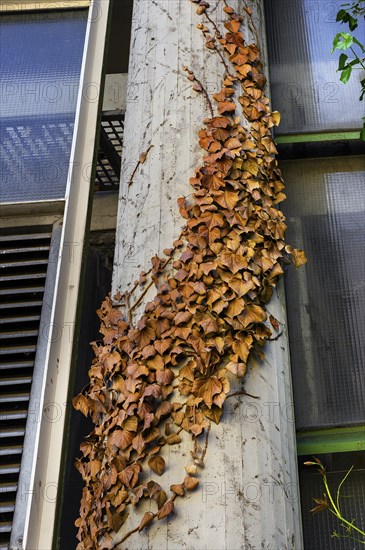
left=0, top=1, right=364, bottom=549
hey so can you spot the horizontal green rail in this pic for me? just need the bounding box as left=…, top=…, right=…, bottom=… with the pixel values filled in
left=297, top=425, right=365, bottom=455
left=275, top=130, right=362, bottom=144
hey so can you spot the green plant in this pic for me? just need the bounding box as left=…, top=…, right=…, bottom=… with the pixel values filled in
left=331, top=1, right=365, bottom=139
left=305, top=457, right=365, bottom=545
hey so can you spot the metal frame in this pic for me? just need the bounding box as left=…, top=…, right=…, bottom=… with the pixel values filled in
left=23, top=1, right=111, bottom=548
left=276, top=130, right=361, bottom=144
left=297, top=426, right=365, bottom=455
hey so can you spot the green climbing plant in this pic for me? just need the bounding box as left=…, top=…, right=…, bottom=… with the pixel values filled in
left=305, top=458, right=365, bottom=545
left=331, top=1, right=365, bottom=139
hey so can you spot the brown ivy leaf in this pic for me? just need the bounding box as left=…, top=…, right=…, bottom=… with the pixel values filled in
left=156, top=401, right=174, bottom=419
left=72, top=394, right=89, bottom=417
left=157, top=499, right=174, bottom=520
left=156, top=369, right=175, bottom=385
left=211, top=116, right=231, bottom=128
left=224, top=19, right=241, bottom=33
left=287, top=247, right=307, bottom=268
left=148, top=455, right=165, bottom=476
left=271, top=111, right=281, bottom=126
left=232, top=339, right=251, bottom=362
left=122, top=416, right=138, bottom=432
left=132, top=433, right=145, bottom=455
left=127, top=363, right=149, bottom=379
left=239, top=304, right=267, bottom=327
left=226, top=361, right=247, bottom=377
left=108, top=429, right=134, bottom=450
left=155, top=489, right=167, bottom=509
left=166, top=433, right=182, bottom=445
left=192, top=376, right=222, bottom=408
left=269, top=315, right=280, bottom=331
left=218, top=101, right=236, bottom=114
left=184, top=476, right=200, bottom=491
left=138, top=511, right=155, bottom=532
left=226, top=297, right=245, bottom=318
left=170, top=483, right=185, bottom=496
left=201, top=404, right=223, bottom=424
left=220, top=251, right=248, bottom=274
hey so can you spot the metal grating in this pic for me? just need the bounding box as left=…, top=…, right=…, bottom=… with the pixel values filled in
left=0, top=226, right=52, bottom=550
left=95, top=112, right=124, bottom=191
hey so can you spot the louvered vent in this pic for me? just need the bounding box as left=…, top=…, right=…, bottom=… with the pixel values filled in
left=0, top=226, right=52, bottom=550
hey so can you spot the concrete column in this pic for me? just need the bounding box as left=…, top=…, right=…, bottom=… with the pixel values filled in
left=112, top=1, right=303, bottom=548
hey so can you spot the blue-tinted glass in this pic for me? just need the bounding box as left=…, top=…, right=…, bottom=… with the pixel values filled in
left=265, top=0, right=365, bottom=134
left=0, top=11, right=87, bottom=202
left=282, top=156, right=365, bottom=429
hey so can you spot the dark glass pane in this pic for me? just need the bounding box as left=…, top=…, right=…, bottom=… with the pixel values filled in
left=0, top=10, right=87, bottom=202
left=282, top=156, right=365, bottom=429
left=265, top=0, right=365, bottom=134
left=300, top=461, right=365, bottom=549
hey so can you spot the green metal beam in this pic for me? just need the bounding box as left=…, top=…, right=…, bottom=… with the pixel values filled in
left=297, top=425, right=365, bottom=455
left=275, top=130, right=362, bottom=144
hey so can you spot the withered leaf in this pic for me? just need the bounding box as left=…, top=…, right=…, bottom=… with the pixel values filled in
left=239, top=304, right=267, bottom=327
left=192, top=376, right=222, bottom=408
left=109, top=429, right=134, bottom=450
left=184, top=476, right=200, bottom=491
left=157, top=499, right=174, bottom=520
left=155, top=489, right=168, bottom=509
left=224, top=19, right=241, bottom=33
left=108, top=512, right=129, bottom=533
left=148, top=455, right=165, bottom=476
left=72, top=394, right=89, bottom=417
left=218, top=101, right=236, bottom=114
left=156, top=369, right=175, bottom=385
left=170, top=483, right=185, bottom=496
left=166, top=433, right=182, bottom=445
left=269, top=315, right=280, bottom=331
left=138, top=511, right=155, bottom=532
left=226, top=361, right=247, bottom=377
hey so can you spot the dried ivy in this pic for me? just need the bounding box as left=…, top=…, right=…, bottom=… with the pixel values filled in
left=73, top=2, right=306, bottom=548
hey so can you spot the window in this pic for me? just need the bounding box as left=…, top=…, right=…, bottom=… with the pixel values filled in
left=0, top=9, right=87, bottom=202
left=265, top=0, right=365, bottom=547
left=265, top=0, right=365, bottom=134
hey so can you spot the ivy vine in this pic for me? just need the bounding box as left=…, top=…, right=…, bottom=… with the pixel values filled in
left=73, top=1, right=306, bottom=548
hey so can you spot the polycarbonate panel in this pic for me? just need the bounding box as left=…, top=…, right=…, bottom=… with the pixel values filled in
left=0, top=10, right=87, bottom=202
left=265, top=0, right=365, bottom=134
left=300, top=468, right=365, bottom=549
left=282, top=156, right=365, bottom=429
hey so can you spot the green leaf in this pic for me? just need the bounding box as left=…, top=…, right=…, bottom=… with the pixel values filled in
left=338, top=53, right=348, bottom=69
left=331, top=32, right=354, bottom=52
left=348, top=15, right=358, bottom=31
left=336, top=9, right=347, bottom=22
left=360, top=126, right=365, bottom=142
left=340, top=66, right=352, bottom=84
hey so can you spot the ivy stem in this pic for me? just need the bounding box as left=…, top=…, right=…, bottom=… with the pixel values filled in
left=322, top=468, right=365, bottom=539
left=350, top=46, right=365, bottom=70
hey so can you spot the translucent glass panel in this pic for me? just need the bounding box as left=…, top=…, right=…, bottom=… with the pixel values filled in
left=265, top=0, right=365, bottom=134
left=0, top=10, right=87, bottom=203
left=282, top=156, right=365, bottom=429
